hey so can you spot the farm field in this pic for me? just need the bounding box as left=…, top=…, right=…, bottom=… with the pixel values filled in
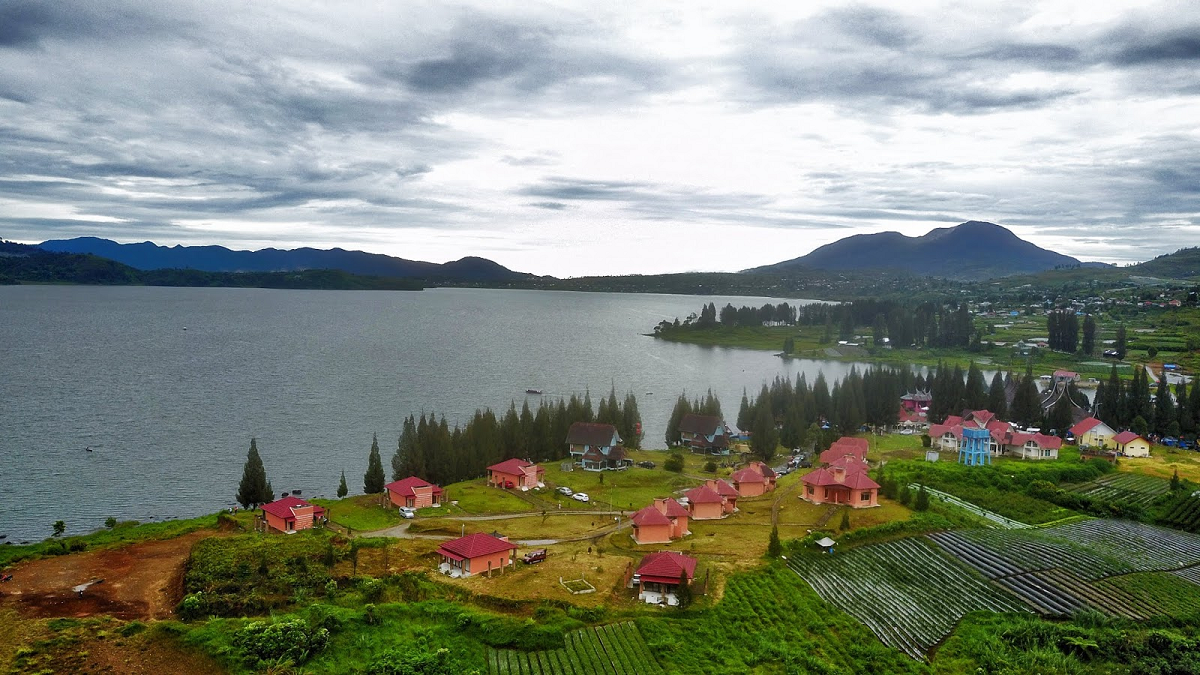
left=1064, top=472, right=1171, bottom=506
left=488, top=622, right=663, bottom=675
left=788, top=537, right=1027, bottom=659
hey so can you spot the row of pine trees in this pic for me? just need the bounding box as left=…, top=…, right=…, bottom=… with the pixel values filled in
left=1095, top=365, right=1199, bottom=439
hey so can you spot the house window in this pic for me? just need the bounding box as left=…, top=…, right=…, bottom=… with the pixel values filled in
left=861, top=492, right=871, bottom=501
left=823, top=488, right=829, bottom=498
left=807, top=486, right=814, bottom=495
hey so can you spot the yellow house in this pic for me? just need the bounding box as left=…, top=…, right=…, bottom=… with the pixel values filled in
left=1113, top=431, right=1151, bottom=458
left=1070, top=417, right=1116, bottom=449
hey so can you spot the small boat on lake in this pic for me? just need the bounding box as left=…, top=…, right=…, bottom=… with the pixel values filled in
left=525, top=389, right=543, bottom=395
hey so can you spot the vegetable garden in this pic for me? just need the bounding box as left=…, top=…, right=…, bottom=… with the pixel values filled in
left=1064, top=472, right=1170, bottom=506
left=787, top=537, right=1026, bottom=659
left=488, top=622, right=662, bottom=675
left=1159, top=495, right=1200, bottom=532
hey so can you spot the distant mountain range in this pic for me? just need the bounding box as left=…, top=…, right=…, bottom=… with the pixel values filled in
left=38, top=237, right=532, bottom=282
left=745, top=221, right=1107, bottom=281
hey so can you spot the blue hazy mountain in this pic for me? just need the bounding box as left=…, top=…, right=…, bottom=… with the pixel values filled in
left=38, top=237, right=531, bottom=282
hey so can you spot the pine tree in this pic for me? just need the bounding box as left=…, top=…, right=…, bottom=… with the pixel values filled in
left=767, top=525, right=782, bottom=558
left=737, top=388, right=752, bottom=430
left=1011, top=372, right=1042, bottom=427
left=750, top=400, right=779, bottom=462
left=1171, top=468, right=1182, bottom=492
left=987, top=372, right=1008, bottom=419
left=839, top=509, right=851, bottom=531
left=914, top=485, right=930, bottom=511
left=621, top=392, right=642, bottom=450
left=337, top=470, right=348, bottom=498
left=1081, top=314, right=1097, bottom=355
left=964, top=362, right=987, bottom=410
left=364, top=433, right=385, bottom=494
left=666, top=393, right=691, bottom=446
left=675, top=568, right=692, bottom=609
left=236, top=438, right=272, bottom=508
left=1155, top=377, right=1176, bottom=437
left=1115, top=324, right=1128, bottom=359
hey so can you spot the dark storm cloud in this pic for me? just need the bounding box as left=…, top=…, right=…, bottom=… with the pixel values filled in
left=1109, top=29, right=1200, bottom=65
left=0, top=0, right=179, bottom=49
left=527, top=201, right=571, bottom=210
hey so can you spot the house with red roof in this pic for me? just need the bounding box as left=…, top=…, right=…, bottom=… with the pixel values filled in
left=631, top=497, right=690, bottom=544
left=1070, top=417, right=1116, bottom=450
left=800, top=456, right=879, bottom=508
left=819, top=438, right=869, bottom=465
left=487, top=458, right=545, bottom=491
left=436, top=532, right=517, bottom=578
left=730, top=461, right=776, bottom=497
left=1004, top=432, right=1063, bottom=460
left=260, top=496, right=326, bottom=534
left=683, top=484, right=726, bottom=520
left=566, top=422, right=631, bottom=471
left=678, top=414, right=731, bottom=455
left=1113, top=431, right=1151, bottom=457
left=705, top=478, right=739, bottom=513
left=929, top=410, right=1010, bottom=456
left=633, top=551, right=697, bottom=605
left=385, top=476, right=443, bottom=509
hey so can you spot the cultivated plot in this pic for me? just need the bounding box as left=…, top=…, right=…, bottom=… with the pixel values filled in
left=488, top=622, right=663, bottom=675
left=788, top=537, right=1026, bottom=659
left=1064, top=473, right=1170, bottom=506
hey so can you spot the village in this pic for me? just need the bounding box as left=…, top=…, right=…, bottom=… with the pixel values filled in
left=4, top=374, right=1200, bottom=673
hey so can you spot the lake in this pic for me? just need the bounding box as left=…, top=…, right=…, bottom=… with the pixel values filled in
left=0, top=285, right=879, bottom=543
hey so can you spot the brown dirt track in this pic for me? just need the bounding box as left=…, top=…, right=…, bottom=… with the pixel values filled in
left=0, top=530, right=213, bottom=620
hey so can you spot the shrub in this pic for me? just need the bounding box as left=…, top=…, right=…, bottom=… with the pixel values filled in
left=703, top=460, right=717, bottom=473
left=664, top=453, right=685, bottom=473
left=367, top=645, right=466, bottom=675
left=234, top=618, right=329, bottom=667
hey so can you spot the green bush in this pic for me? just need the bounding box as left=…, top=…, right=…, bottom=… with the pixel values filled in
left=664, top=452, right=685, bottom=473
left=234, top=617, right=329, bottom=667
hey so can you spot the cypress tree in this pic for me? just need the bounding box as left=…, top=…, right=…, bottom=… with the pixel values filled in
left=1081, top=314, right=1097, bottom=355
left=622, top=392, right=642, bottom=449
left=236, top=438, right=272, bottom=508
left=839, top=509, right=851, bottom=531
left=750, top=400, right=779, bottom=462
left=914, top=485, right=930, bottom=511
left=987, top=372, right=1008, bottom=419
left=1115, top=324, right=1128, bottom=359
left=364, top=433, right=385, bottom=494
left=767, top=525, right=782, bottom=558
left=964, top=362, right=987, bottom=411
left=676, top=568, right=692, bottom=609
left=738, top=388, right=752, bottom=430
left=1155, top=377, right=1176, bottom=436
left=337, top=470, right=349, bottom=498
left=666, top=393, right=691, bottom=446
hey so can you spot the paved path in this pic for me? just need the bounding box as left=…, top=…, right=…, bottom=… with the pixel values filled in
left=360, top=509, right=628, bottom=545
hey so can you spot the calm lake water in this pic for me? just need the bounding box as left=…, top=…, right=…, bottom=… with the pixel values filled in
left=0, top=285, right=874, bottom=543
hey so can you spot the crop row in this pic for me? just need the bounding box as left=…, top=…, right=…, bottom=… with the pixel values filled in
left=1161, top=497, right=1200, bottom=533
left=929, top=529, right=1126, bottom=580
left=1047, top=519, right=1200, bottom=571
left=1171, top=564, right=1200, bottom=588
left=1066, top=473, right=1169, bottom=507
left=789, top=537, right=1026, bottom=659
left=489, top=623, right=662, bottom=675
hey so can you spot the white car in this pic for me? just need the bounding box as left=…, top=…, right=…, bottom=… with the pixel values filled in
left=572, top=492, right=590, bottom=503
left=557, top=486, right=574, bottom=496
left=399, top=507, right=416, bottom=519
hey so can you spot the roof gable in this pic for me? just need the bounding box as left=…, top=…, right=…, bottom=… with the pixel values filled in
left=261, top=496, right=315, bottom=519
left=1070, top=417, right=1108, bottom=436
left=488, top=458, right=535, bottom=474
left=385, top=476, right=443, bottom=497
left=632, top=505, right=672, bottom=526
left=678, top=414, right=723, bottom=436
left=438, top=532, right=517, bottom=559
left=636, top=551, right=697, bottom=581
left=684, top=485, right=723, bottom=503
left=566, top=422, right=621, bottom=447
left=1113, top=430, right=1144, bottom=445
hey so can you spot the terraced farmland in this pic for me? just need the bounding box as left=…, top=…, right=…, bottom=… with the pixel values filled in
left=928, top=520, right=1200, bottom=619
left=1065, top=472, right=1170, bottom=506
left=1159, top=495, right=1200, bottom=533
left=488, top=622, right=663, bottom=675
left=788, top=537, right=1027, bottom=659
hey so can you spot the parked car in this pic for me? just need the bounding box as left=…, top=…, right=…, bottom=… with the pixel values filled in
left=1103, top=349, right=1121, bottom=358
left=636, top=461, right=656, bottom=469
left=522, top=549, right=547, bottom=564
left=572, top=492, right=590, bottom=503
left=399, top=507, right=415, bottom=519
left=556, top=486, right=574, bottom=496
left=502, top=480, right=515, bottom=489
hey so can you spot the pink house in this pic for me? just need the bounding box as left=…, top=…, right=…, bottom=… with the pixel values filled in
left=730, top=462, right=776, bottom=497
left=631, top=498, right=690, bottom=544
left=487, top=458, right=545, bottom=491
left=684, top=484, right=725, bottom=520
left=260, top=496, right=326, bottom=534
left=800, top=458, right=879, bottom=509
left=385, top=477, right=443, bottom=509
left=634, top=551, right=697, bottom=605
left=706, top=479, right=739, bottom=513
left=819, top=437, right=869, bottom=465
left=436, top=532, right=517, bottom=578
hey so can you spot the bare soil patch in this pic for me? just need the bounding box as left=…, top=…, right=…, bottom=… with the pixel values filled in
left=0, top=530, right=214, bottom=620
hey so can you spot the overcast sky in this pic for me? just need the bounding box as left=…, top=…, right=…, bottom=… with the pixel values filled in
left=1, top=1, right=1197, bottom=276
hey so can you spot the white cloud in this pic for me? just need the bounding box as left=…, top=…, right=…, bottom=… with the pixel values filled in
left=0, top=0, right=1197, bottom=276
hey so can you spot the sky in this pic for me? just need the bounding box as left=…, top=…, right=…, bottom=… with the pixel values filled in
left=1, top=1, right=1197, bottom=277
